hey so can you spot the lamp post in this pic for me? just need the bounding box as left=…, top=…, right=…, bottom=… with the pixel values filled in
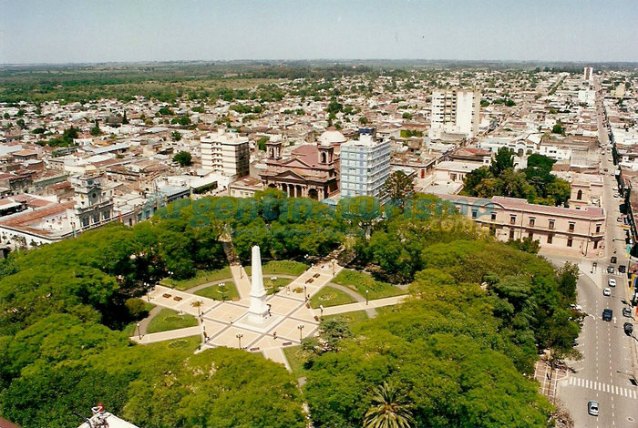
left=136, top=323, right=141, bottom=340
left=236, top=333, right=243, bottom=349
left=303, top=285, right=307, bottom=300
left=320, top=304, right=324, bottom=318
left=297, top=324, right=305, bottom=341
left=365, top=289, right=369, bottom=305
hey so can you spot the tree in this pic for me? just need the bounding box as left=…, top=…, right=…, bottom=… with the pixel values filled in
left=359, top=116, right=369, bottom=125
left=122, top=111, right=129, bottom=124
left=90, top=120, right=101, bottom=136
left=363, top=381, right=414, bottom=428
left=16, top=118, right=26, bottom=130
left=490, top=147, right=515, bottom=176
left=256, top=136, right=269, bottom=151
left=173, top=151, right=192, bottom=167
left=402, top=112, right=412, bottom=120
left=171, top=130, right=182, bottom=142
left=380, top=171, right=414, bottom=212
left=552, top=121, right=565, bottom=135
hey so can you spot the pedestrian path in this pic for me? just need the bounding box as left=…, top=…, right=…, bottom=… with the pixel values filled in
left=230, top=264, right=251, bottom=299
left=321, top=295, right=408, bottom=316
left=131, top=326, right=202, bottom=344
left=566, top=376, right=638, bottom=399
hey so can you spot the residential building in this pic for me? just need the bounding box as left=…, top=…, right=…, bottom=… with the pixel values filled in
left=340, top=128, right=391, bottom=198
left=200, top=129, right=250, bottom=178
left=583, top=67, right=594, bottom=82
left=429, top=90, right=481, bottom=140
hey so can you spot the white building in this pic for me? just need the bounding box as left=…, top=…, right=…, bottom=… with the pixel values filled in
left=200, top=129, right=250, bottom=178
left=340, top=129, right=391, bottom=199
left=429, top=90, right=481, bottom=140
left=583, top=67, right=594, bottom=82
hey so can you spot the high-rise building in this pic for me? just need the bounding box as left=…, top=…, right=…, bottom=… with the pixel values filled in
left=340, top=128, right=391, bottom=199
left=200, top=129, right=250, bottom=178
left=583, top=66, right=594, bottom=82
left=429, top=90, right=481, bottom=141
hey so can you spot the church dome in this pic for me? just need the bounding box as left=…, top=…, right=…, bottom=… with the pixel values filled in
left=319, top=129, right=346, bottom=146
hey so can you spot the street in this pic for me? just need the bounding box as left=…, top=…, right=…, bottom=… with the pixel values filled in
left=554, top=77, right=638, bottom=427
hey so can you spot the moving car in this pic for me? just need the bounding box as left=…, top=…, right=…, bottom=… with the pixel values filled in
left=623, top=307, right=633, bottom=318
left=603, top=288, right=611, bottom=296
left=608, top=278, right=617, bottom=287
left=588, top=400, right=599, bottom=416
left=624, top=322, right=633, bottom=335
left=602, top=309, right=613, bottom=321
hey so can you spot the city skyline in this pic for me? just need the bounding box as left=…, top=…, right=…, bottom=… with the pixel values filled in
left=1, top=0, right=638, bottom=64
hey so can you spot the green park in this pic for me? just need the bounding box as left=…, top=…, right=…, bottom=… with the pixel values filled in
left=0, top=190, right=580, bottom=427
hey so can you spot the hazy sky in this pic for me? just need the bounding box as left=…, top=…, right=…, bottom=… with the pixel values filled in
left=1, top=0, right=637, bottom=64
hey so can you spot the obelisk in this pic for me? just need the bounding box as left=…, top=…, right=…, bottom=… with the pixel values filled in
left=247, top=245, right=269, bottom=323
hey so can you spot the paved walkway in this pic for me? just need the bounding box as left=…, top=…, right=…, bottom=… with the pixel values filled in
left=321, top=295, right=408, bottom=316
left=131, top=260, right=409, bottom=371
left=132, top=326, right=202, bottom=345
left=136, top=305, right=163, bottom=335
left=230, top=264, right=251, bottom=299
left=323, top=283, right=378, bottom=318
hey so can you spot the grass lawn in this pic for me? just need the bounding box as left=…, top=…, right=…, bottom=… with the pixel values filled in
left=332, top=269, right=407, bottom=300
left=122, top=301, right=156, bottom=336
left=323, top=310, right=369, bottom=325
left=146, top=308, right=198, bottom=334
left=309, top=285, right=357, bottom=308
left=245, top=260, right=308, bottom=277
left=283, top=345, right=310, bottom=378
left=161, top=267, right=232, bottom=290
left=194, top=282, right=240, bottom=301
left=264, top=277, right=293, bottom=295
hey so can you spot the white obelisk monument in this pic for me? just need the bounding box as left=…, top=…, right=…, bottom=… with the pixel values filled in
left=247, top=245, right=269, bottom=323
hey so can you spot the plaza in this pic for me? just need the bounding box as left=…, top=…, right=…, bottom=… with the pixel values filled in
left=132, top=247, right=407, bottom=369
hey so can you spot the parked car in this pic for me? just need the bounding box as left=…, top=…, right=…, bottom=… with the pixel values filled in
left=603, top=288, right=611, bottom=296
left=611, top=256, right=617, bottom=264
left=623, top=307, right=633, bottom=317
left=624, top=322, right=634, bottom=335
left=608, top=266, right=615, bottom=274
left=608, top=278, right=617, bottom=287
left=602, top=309, right=613, bottom=321
left=588, top=400, right=599, bottom=416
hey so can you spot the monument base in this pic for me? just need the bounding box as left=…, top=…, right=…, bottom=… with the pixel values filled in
left=234, top=313, right=283, bottom=334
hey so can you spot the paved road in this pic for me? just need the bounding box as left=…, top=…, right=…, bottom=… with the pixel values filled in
left=555, top=77, right=638, bottom=427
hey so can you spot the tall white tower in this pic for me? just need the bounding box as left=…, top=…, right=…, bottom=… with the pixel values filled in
left=247, top=245, right=269, bottom=323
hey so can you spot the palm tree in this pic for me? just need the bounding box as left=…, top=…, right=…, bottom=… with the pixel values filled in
left=363, top=381, right=414, bottom=428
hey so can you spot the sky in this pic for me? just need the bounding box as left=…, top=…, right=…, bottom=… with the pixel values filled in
left=1, top=0, right=637, bottom=64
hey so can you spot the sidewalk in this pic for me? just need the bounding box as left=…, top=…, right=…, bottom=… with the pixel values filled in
left=230, top=264, right=251, bottom=299
left=321, top=295, right=408, bottom=316
left=131, top=326, right=201, bottom=344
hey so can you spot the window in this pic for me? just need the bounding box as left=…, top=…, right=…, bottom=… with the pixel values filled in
left=547, top=234, right=553, bottom=244
left=510, top=215, right=516, bottom=225
left=509, top=229, right=515, bottom=239
left=596, top=224, right=601, bottom=233
left=549, top=219, right=555, bottom=230
left=528, top=232, right=534, bottom=239
left=491, top=212, right=497, bottom=221
left=577, top=189, right=583, bottom=200
left=594, top=240, right=599, bottom=249
left=567, top=237, right=573, bottom=247
left=529, top=217, right=535, bottom=227
left=472, top=209, right=478, bottom=219
left=569, top=222, right=575, bottom=232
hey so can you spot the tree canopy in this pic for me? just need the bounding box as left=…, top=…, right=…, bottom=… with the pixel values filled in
left=0, top=191, right=579, bottom=427
left=463, top=153, right=571, bottom=206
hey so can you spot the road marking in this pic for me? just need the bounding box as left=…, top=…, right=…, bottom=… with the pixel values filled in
left=566, top=377, right=638, bottom=399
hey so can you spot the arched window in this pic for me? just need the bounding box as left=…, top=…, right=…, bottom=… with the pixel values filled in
left=577, top=190, right=583, bottom=200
